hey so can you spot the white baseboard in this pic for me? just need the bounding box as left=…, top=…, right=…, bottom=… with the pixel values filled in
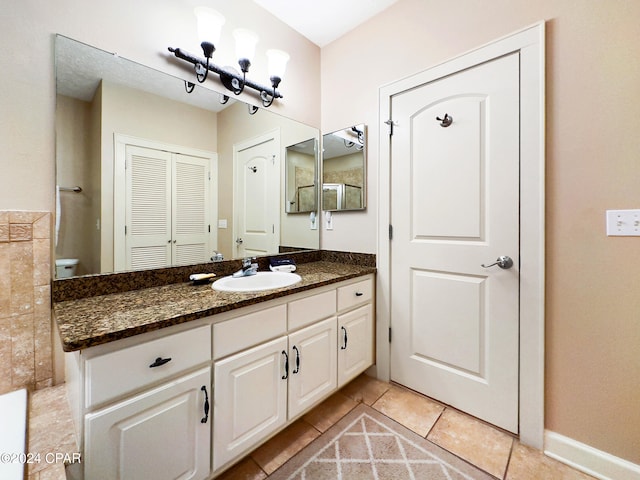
left=544, top=430, right=640, bottom=480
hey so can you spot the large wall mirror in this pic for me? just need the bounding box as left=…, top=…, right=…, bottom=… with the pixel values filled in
left=285, top=138, right=317, bottom=213
left=55, top=35, right=319, bottom=278
left=322, top=124, right=366, bottom=211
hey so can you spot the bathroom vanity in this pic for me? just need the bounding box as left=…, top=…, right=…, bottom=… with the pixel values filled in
left=56, top=261, right=375, bottom=479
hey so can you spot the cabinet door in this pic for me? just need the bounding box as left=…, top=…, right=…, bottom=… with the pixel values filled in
left=84, top=367, right=211, bottom=480
left=125, top=145, right=173, bottom=271
left=172, top=154, right=211, bottom=266
left=338, top=304, right=374, bottom=387
left=213, top=336, right=288, bottom=472
left=288, top=317, right=338, bottom=419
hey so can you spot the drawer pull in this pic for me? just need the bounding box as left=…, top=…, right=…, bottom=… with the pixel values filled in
left=292, top=345, right=300, bottom=374
left=355, top=292, right=364, bottom=297
left=200, top=386, right=210, bottom=423
left=341, top=326, right=348, bottom=350
left=281, top=350, right=289, bottom=380
left=149, top=357, right=172, bottom=368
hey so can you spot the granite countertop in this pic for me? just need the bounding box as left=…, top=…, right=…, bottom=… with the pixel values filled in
left=54, top=261, right=375, bottom=352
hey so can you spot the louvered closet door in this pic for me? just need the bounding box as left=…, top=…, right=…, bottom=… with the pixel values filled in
left=173, top=154, right=210, bottom=266
left=125, top=145, right=172, bottom=270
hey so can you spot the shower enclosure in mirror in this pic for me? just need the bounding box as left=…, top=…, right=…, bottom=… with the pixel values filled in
left=285, top=138, right=318, bottom=213
left=54, top=35, right=320, bottom=277
left=322, top=124, right=366, bottom=211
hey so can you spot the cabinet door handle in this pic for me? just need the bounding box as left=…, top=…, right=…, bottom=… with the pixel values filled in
left=292, top=345, right=300, bottom=374
left=341, top=326, right=348, bottom=350
left=149, top=357, right=172, bottom=368
left=200, top=386, right=209, bottom=424
left=355, top=292, right=364, bottom=297
left=281, top=350, right=289, bottom=379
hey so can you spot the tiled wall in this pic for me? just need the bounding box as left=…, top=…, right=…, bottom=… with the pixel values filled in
left=0, top=211, right=53, bottom=395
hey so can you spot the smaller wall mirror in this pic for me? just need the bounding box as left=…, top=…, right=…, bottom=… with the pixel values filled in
left=285, top=138, right=317, bottom=213
left=322, top=124, right=366, bottom=211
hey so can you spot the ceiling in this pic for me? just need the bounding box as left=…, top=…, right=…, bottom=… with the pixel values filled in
left=56, top=35, right=232, bottom=113
left=251, top=0, right=400, bottom=47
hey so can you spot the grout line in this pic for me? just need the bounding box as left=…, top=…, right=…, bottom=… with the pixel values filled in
left=502, top=438, right=517, bottom=480
left=301, top=417, right=322, bottom=436
left=425, top=406, right=447, bottom=440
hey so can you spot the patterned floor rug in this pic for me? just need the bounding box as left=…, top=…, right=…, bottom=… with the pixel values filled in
left=269, top=403, right=495, bottom=480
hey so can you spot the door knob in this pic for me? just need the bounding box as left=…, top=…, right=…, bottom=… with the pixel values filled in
left=235, top=237, right=244, bottom=244
left=481, top=255, right=514, bottom=269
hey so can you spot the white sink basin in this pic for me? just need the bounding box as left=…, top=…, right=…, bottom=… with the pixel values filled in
left=212, top=271, right=302, bottom=292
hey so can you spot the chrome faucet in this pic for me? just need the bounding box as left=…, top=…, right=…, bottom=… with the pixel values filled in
left=232, top=257, right=258, bottom=277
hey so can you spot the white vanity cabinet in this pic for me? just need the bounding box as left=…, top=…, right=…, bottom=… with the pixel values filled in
left=212, top=274, right=374, bottom=474
left=287, top=317, right=338, bottom=418
left=212, top=313, right=338, bottom=471
left=84, top=367, right=211, bottom=480
left=337, top=278, right=375, bottom=387
left=65, top=324, right=212, bottom=480
left=64, top=272, right=374, bottom=480
left=212, top=336, right=288, bottom=470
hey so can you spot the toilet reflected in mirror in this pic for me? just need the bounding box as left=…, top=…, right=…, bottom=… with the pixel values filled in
left=55, top=258, right=79, bottom=278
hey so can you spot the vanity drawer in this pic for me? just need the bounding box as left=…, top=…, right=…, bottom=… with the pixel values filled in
left=337, top=277, right=373, bottom=312
left=213, top=304, right=287, bottom=360
left=288, top=290, right=337, bottom=331
left=84, top=325, right=211, bottom=409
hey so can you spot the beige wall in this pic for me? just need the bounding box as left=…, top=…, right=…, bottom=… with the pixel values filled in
left=321, top=0, right=640, bottom=465
left=56, top=95, right=101, bottom=276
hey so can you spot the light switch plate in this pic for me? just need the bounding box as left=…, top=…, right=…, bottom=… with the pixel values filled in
left=606, top=209, right=640, bottom=236
left=218, top=219, right=227, bottom=229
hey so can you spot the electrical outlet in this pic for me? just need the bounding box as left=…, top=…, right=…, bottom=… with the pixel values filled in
left=325, top=211, right=333, bottom=231
left=606, top=209, right=640, bottom=236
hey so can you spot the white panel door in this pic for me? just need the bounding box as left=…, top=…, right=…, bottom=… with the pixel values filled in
left=125, top=145, right=172, bottom=270
left=213, top=336, right=288, bottom=471
left=390, top=53, right=520, bottom=432
left=173, top=153, right=210, bottom=266
left=288, top=317, right=337, bottom=419
left=84, top=367, right=211, bottom=480
left=234, top=134, right=280, bottom=257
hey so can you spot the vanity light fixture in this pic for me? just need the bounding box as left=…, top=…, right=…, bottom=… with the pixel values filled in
left=342, top=126, right=365, bottom=150
left=168, top=7, right=289, bottom=108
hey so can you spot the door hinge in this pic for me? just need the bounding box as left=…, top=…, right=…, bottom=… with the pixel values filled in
left=208, top=171, right=211, bottom=180
left=208, top=225, right=210, bottom=233
left=384, top=119, right=396, bottom=136
left=388, top=327, right=392, bottom=343
left=388, top=224, right=393, bottom=240
left=124, top=225, right=127, bottom=235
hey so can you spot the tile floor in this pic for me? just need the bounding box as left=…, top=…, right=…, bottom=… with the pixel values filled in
left=217, top=374, right=595, bottom=480
left=27, top=385, right=77, bottom=480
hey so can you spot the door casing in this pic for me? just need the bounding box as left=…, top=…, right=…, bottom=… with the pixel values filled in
left=376, top=22, right=545, bottom=448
